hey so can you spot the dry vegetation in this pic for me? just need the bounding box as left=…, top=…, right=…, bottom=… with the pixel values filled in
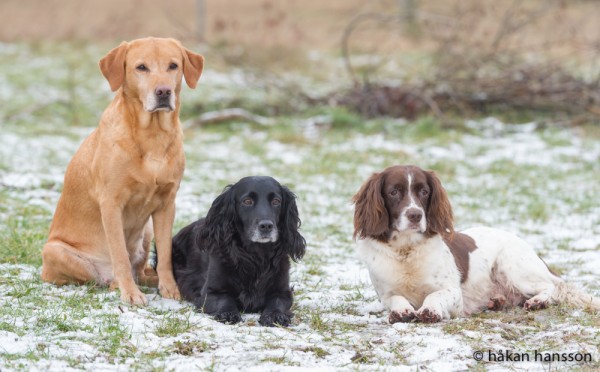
left=2, top=1, right=600, bottom=121
left=336, top=1, right=600, bottom=122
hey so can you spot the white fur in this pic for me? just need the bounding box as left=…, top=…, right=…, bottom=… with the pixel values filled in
left=144, top=90, right=176, bottom=112
left=396, top=173, right=427, bottom=233
left=250, top=226, right=278, bottom=243
left=357, top=226, right=600, bottom=321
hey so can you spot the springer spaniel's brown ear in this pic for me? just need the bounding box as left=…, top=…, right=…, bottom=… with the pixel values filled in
left=352, top=172, right=389, bottom=240
left=425, top=170, right=454, bottom=236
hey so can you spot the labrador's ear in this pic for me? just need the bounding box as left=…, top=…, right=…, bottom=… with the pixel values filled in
left=181, top=47, right=204, bottom=89
left=99, top=41, right=128, bottom=92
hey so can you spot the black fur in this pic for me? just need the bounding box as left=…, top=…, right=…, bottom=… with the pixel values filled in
left=172, top=176, right=306, bottom=326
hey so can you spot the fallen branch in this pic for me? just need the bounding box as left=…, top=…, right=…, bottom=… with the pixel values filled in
left=184, top=108, right=273, bottom=129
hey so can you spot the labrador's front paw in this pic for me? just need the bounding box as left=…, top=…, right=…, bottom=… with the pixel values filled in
left=120, top=286, right=148, bottom=306
left=158, top=278, right=181, bottom=300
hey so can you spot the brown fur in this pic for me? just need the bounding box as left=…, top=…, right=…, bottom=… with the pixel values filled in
left=41, top=37, right=204, bottom=305
left=353, top=166, right=455, bottom=241
left=442, top=232, right=478, bottom=283
left=352, top=172, right=388, bottom=240
left=424, top=170, right=454, bottom=237
left=353, top=165, right=474, bottom=282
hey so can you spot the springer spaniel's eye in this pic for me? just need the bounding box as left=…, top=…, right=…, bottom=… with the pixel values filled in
left=271, top=198, right=281, bottom=207
left=419, top=188, right=429, bottom=198
left=242, top=198, right=254, bottom=206
left=390, top=189, right=401, bottom=197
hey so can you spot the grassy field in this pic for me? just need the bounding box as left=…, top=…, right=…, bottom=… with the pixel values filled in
left=0, top=43, right=599, bottom=371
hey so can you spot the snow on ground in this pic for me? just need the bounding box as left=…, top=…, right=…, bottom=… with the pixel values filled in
left=1, top=115, right=599, bottom=370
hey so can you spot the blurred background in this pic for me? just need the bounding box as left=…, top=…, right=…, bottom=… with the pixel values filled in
left=1, top=4, right=599, bottom=370
left=2, top=0, right=600, bottom=124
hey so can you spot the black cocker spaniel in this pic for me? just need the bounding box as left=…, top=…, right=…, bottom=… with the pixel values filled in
left=172, top=176, right=306, bottom=326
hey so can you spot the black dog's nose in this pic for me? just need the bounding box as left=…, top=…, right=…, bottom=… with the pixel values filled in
left=406, top=209, right=423, bottom=223
left=258, top=220, right=274, bottom=233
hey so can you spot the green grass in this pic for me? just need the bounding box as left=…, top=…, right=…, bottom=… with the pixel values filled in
left=154, top=311, right=197, bottom=337
left=0, top=42, right=599, bottom=370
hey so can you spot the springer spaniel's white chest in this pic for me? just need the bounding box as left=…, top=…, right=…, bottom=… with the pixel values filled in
left=356, top=234, right=461, bottom=308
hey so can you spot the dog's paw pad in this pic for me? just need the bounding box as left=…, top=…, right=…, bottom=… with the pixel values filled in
left=259, top=311, right=291, bottom=327
left=416, top=308, right=441, bottom=323
left=389, top=310, right=416, bottom=324
left=524, top=298, right=547, bottom=311
left=487, top=296, right=507, bottom=311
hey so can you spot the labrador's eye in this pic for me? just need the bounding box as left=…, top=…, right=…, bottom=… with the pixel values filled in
left=272, top=198, right=281, bottom=206
left=169, top=63, right=178, bottom=70
left=136, top=64, right=148, bottom=71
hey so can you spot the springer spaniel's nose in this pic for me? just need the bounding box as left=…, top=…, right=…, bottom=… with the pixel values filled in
left=406, top=208, right=423, bottom=223
left=258, top=220, right=274, bottom=233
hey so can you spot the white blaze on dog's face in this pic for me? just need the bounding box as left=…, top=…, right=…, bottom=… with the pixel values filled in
left=125, top=39, right=184, bottom=113
left=383, top=167, right=429, bottom=235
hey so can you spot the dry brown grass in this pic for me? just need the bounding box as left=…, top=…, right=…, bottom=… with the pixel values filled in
left=0, top=0, right=383, bottom=48
left=3, top=1, right=600, bottom=60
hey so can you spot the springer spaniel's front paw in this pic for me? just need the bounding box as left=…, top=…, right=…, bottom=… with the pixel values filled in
left=524, top=298, right=548, bottom=311
left=389, top=309, right=416, bottom=324
left=415, top=308, right=442, bottom=323
left=259, top=311, right=291, bottom=327
left=487, top=295, right=507, bottom=311
left=214, top=311, right=242, bottom=324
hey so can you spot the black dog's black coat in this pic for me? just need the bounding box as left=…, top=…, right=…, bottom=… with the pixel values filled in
left=172, top=176, right=306, bottom=326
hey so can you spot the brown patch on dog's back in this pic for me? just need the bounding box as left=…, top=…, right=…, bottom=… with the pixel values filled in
left=443, top=232, right=477, bottom=283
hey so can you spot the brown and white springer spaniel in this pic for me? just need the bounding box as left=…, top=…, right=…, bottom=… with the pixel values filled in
left=353, top=165, right=600, bottom=323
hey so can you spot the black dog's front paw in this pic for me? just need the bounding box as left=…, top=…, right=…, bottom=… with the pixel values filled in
left=259, top=311, right=291, bottom=327
left=214, top=311, right=242, bottom=324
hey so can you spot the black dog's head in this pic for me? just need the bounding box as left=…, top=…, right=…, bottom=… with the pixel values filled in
left=202, top=176, right=306, bottom=261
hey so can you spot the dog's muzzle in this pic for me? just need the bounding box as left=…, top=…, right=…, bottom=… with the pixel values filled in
left=151, top=86, right=174, bottom=112
left=250, top=220, right=278, bottom=243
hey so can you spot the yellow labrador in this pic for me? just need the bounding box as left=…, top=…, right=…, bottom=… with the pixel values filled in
left=41, top=37, right=204, bottom=305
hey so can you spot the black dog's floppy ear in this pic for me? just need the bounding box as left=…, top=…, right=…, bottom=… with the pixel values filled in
left=200, top=185, right=237, bottom=251
left=279, top=185, right=306, bottom=262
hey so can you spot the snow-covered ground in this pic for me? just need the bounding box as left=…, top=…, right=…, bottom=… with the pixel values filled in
left=1, top=113, right=599, bottom=370
left=0, top=42, right=598, bottom=371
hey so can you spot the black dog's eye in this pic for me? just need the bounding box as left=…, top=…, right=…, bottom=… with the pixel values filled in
left=272, top=198, right=281, bottom=206
left=242, top=198, right=254, bottom=206
left=169, top=63, right=178, bottom=70
left=136, top=64, right=148, bottom=71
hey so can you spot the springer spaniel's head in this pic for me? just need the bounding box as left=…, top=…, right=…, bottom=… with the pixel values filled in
left=353, top=165, right=454, bottom=243
left=202, top=176, right=306, bottom=261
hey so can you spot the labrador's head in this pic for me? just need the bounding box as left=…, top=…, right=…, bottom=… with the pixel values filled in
left=99, top=37, right=204, bottom=112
